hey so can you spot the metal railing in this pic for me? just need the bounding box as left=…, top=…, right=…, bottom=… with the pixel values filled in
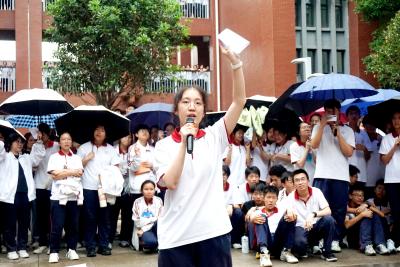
left=146, top=70, right=211, bottom=94
left=0, top=0, right=14, bottom=10
left=179, top=0, right=209, bottom=19
left=42, top=0, right=54, bottom=11
left=0, top=67, right=16, bottom=92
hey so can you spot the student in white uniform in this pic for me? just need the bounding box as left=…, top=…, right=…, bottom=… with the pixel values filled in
left=271, top=126, right=294, bottom=171
left=379, top=111, right=400, bottom=251
left=346, top=106, right=369, bottom=187
left=251, top=130, right=270, bottom=182
left=223, top=124, right=251, bottom=187
left=110, top=134, right=132, bottom=248
left=0, top=133, right=45, bottom=260
left=154, top=46, right=245, bottom=267
left=311, top=99, right=355, bottom=253
left=77, top=125, right=120, bottom=257
left=47, top=132, right=83, bottom=263
left=33, top=123, right=60, bottom=255
left=291, top=122, right=315, bottom=183
left=222, top=165, right=234, bottom=208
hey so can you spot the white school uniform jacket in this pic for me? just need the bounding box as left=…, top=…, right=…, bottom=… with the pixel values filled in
left=271, top=140, right=294, bottom=171
left=223, top=143, right=247, bottom=187
left=34, top=141, right=59, bottom=190
left=365, top=137, right=385, bottom=187
left=131, top=196, right=163, bottom=251
left=154, top=118, right=232, bottom=249
left=127, top=142, right=156, bottom=194
left=290, top=140, right=316, bottom=183
left=379, top=133, right=400, bottom=183
left=251, top=146, right=269, bottom=182
left=312, top=124, right=355, bottom=181
left=47, top=150, right=84, bottom=203
left=77, top=142, right=121, bottom=190
left=348, top=129, right=369, bottom=183
left=0, top=141, right=46, bottom=204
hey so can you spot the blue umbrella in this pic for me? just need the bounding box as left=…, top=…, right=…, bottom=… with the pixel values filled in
left=126, top=103, right=177, bottom=132
left=341, top=89, right=400, bottom=115
left=290, top=73, right=378, bottom=101
left=6, top=113, right=64, bottom=129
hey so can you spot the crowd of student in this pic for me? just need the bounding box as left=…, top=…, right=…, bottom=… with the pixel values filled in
left=0, top=96, right=399, bottom=267
left=222, top=98, right=400, bottom=266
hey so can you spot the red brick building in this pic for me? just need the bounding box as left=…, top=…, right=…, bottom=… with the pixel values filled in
left=0, top=0, right=377, bottom=111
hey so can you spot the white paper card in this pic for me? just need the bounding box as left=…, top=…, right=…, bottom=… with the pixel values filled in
left=218, top=28, right=250, bottom=54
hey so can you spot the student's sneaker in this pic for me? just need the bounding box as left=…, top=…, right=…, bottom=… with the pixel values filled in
left=66, top=249, right=79, bottom=260
left=255, top=252, right=261, bottom=259
left=321, top=252, right=337, bottom=262
left=280, top=249, right=299, bottom=264
left=331, top=241, right=341, bottom=253
left=48, top=253, right=59, bottom=263
left=312, top=245, right=322, bottom=255
left=260, top=252, right=273, bottom=267
left=1, top=245, right=7, bottom=254
left=364, top=244, right=376, bottom=256
left=7, top=251, right=19, bottom=260
left=33, top=246, right=47, bottom=254
left=232, top=243, right=242, bottom=249
left=18, top=250, right=29, bottom=258
left=387, top=239, right=396, bottom=253
left=376, top=244, right=390, bottom=255
left=396, top=245, right=400, bottom=253
left=119, top=241, right=130, bottom=248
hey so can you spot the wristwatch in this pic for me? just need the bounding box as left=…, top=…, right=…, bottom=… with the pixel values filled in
left=312, top=212, right=317, bottom=218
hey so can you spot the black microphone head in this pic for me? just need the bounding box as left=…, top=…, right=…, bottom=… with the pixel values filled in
left=186, top=117, right=195, bottom=123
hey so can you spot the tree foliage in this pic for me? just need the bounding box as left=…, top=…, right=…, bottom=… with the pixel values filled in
left=46, top=0, right=188, bottom=107
left=354, top=0, right=400, bottom=88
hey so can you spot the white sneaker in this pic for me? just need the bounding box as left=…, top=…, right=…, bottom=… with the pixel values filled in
left=312, top=245, right=322, bottom=255
left=232, top=243, right=242, bottom=249
left=7, top=251, right=19, bottom=260
left=48, top=253, right=59, bottom=263
left=376, top=244, right=390, bottom=255
left=387, top=239, right=396, bottom=253
left=364, top=244, right=376, bottom=256
left=18, top=250, right=29, bottom=258
left=260, top=252, right=272, bottom=267
left=331, top=241, right=341, bottom=253
left=33, top=246, right=47, bottom=254
left=280, top=249, right=299, bottom=263
left=66, top=249, right=79, bottom=260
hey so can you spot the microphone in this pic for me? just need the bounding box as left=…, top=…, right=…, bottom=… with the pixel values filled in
left=186, top=117, right=194, bottom=154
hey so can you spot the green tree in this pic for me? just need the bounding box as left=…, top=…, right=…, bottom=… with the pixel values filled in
left=354, top=0, right=400, bottom=88
left=46, top=0, right=188, bottom=107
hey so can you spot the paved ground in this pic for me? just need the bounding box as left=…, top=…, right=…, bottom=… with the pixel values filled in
left=1, top=245, right=400, bottom=267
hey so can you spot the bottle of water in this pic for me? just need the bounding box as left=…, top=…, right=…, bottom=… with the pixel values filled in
left=241, top=235, right=249, bottom=253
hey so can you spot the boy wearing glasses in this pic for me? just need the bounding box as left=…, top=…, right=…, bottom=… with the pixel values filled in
left=345, top=185, right=390, bottom=255
left=290, top=169, right=337, bottom=262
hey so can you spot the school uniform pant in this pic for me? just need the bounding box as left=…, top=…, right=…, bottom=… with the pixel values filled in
left=158, top=233, right=232, bottom=267
left=2, top=192, right=30, bottom=252
left=248, top=218, right=295, bottom=256
left=313, top=178, right=349, bottom=241
left=230, top=208, right=245, bottom=245
left=293, top=215, right=335, bottom=255
left=386, top=183, right=400, bottom=246
left=49, top=200, right=79, bottom=253
left=109, top=193, right=140, bottom=243
left=83, top=189, right=111, bottom=251
left=141, top=222, right=158, bottom=250
left=359, top=213, right=386, bottom=250
left=36, top=189, right=51, bottom=246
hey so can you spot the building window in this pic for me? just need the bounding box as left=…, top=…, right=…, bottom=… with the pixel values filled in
left=306, top=0, right=315, bottom=27
left=295, top=0, right=302, bottom=27
left=337, top=50, right=345, bottom=73
left=296, top=49, right=303, bottom=80
left=307, top=49, right=316, bottom=73
left=322, top=50, right=331, bottom=74
left=321, top=0, right=329, bottom=28
left=335, top=0, right=344, bottom=28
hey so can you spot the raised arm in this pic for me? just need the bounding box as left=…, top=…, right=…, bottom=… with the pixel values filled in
left=221, top=46, right=246, bottom=135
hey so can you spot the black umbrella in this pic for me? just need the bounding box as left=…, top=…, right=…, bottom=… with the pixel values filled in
left=367, top=96, right=400, bottom=131
left=55, top=105, right=130, bottom=144
left=268, top=82, right=325, bottom=117
left=201, top=111, right=226, bottom=127
left=265, top=108, right=302, bottom=138
left=0, top=88, right=74, bottom=115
